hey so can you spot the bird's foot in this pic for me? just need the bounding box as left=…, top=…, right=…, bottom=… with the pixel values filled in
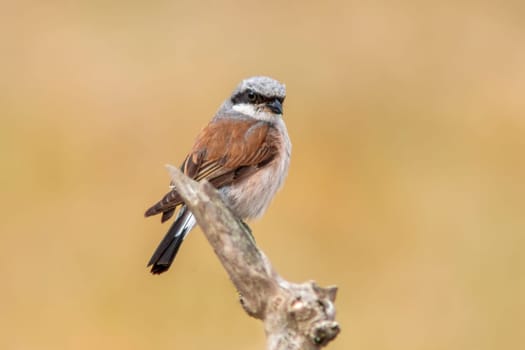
left=240, top=219, right=256, bottom=244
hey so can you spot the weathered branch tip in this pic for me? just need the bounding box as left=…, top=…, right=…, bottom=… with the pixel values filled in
left=165, top=165, right=340, bottom=349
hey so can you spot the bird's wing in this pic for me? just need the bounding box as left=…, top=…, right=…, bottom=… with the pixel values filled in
left=144, top=118, right=279, bottom=221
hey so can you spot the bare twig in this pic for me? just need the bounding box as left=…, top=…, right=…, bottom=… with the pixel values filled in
left=166, top=165, right=340, bottom=349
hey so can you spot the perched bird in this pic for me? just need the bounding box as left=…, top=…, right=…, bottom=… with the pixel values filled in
left=145, top=76, right=291, bottom=274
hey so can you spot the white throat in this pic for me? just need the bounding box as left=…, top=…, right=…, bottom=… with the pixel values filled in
left=232, top=103, right=280, bottom=122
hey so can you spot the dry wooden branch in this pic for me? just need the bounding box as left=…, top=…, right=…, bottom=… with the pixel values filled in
left=166, top=164, right=340, bottom=350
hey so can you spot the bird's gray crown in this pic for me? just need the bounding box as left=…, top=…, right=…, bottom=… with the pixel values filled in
left=231, top=76, right=286, bottom=99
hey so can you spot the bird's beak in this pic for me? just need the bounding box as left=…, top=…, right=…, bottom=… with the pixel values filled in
left=266, top=99, right=283, bottom=115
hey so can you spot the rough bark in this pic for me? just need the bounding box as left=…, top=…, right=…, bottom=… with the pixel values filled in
left=166, top=165, right=340, bottom=349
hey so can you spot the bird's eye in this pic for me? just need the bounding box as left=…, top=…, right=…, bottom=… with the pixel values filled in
left=247, top=91, right=256, bottom=102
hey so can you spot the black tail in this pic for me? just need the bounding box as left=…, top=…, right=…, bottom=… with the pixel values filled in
left=148, top=207, right=195, bottom=274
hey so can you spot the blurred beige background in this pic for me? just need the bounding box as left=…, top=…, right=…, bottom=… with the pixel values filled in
left=1, top=1, right=524, bottom=349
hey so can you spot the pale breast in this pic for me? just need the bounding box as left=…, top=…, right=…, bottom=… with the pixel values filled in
left=221, top=119, right=291, bottom=219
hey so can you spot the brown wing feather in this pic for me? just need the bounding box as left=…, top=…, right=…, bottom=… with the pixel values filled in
left=144, top=151, right=205, bottom=220
left=144, top=118, right=279, bottom=220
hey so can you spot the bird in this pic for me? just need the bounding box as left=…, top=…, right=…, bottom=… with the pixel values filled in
left=144, top=76, right=291, bottom=274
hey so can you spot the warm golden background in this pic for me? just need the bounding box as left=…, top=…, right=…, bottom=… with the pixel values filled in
left=1, top=1, right=524, bottom=349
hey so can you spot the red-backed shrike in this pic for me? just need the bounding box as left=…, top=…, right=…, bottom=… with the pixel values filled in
left=145, top=76, right=291, bottom=274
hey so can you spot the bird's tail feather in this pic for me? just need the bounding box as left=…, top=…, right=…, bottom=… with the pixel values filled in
left=148, top=207, right=196, bottom=274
